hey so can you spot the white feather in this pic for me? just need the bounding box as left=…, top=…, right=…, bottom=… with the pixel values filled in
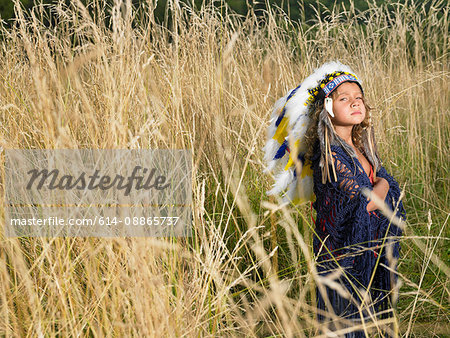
left=264, top=160, right=276, bottom=173
left=266, top=90, right=291, bottom=139
left=283, top=179, right=298, bottom=203
left=267, top=169, right=294, bottom=195
left=282, top=174, right=314, bottom=205
left=290, top=115, right=311, bottom=141
left=263, top=139, right=281, bottom=164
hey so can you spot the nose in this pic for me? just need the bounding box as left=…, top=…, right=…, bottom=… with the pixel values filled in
left=351, top=99, right=360, bottom=107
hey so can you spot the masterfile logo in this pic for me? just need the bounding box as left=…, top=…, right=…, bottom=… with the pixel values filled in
left=4, top=149, right=192, bottom=237
left=26, top=166, right=170, bottom=196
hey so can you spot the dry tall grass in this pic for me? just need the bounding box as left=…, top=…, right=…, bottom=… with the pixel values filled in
left=0, top=0, right=448, bottom=336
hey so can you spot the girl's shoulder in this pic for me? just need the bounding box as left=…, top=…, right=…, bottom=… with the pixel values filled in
left=329, top=145, right=357, bottom=169
left=330, top=144, right=351, bottom=157
left=311, top=143, right=356, bottom=171
left=311, top=143, right=361, bottom=184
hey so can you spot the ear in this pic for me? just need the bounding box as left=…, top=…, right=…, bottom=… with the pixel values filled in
left=324, top=97, right=334, bottom=118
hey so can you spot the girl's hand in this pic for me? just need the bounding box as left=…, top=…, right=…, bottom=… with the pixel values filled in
left=367, top=177, right=390, bottom=212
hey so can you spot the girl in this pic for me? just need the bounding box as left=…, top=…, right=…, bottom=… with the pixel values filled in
left=264, top=61, right=405, bottom=337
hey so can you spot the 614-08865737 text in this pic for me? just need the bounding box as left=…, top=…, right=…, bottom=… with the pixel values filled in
left=99, top=216, right=180, bottom=226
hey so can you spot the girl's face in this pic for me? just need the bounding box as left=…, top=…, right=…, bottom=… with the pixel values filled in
left=330, top=82, right=366, bottom=127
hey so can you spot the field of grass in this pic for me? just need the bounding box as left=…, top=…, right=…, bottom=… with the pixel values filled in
left=0, top=0, right=448, bottom=336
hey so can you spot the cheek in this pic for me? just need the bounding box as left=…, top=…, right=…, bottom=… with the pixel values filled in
left=332, top=102, right=345, bottom=116
left=361, top=105, right=367, bottom=116
left=332, top=101, right=340, bottom=111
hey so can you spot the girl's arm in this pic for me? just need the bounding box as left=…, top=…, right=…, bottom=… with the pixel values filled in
left=366, top=176, right=390, bottom=212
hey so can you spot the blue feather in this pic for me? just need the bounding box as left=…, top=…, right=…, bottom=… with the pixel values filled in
left=273, top=140, right=288, bottom=159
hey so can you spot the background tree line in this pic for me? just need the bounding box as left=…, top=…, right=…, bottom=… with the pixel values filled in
left=0, top=0, right=429, bottom=29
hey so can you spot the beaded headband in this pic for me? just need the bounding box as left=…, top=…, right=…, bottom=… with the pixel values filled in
left=263, top=61, right=362, bottom=204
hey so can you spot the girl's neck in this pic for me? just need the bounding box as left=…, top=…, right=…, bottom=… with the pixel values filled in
left=334, top=125, right=355, bottom=148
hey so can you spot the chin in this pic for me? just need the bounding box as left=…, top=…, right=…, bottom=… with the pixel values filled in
left=353, top=114, right=365, bottom=123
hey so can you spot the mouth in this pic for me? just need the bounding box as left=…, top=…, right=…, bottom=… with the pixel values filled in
left=351, top=111, right=362, bottom=115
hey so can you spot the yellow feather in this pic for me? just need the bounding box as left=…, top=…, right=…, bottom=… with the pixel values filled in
left=284, top=155, right=294, bottom=170
left=273, top=117, right=288, bottom=144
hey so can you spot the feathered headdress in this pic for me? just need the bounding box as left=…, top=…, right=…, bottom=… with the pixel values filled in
left=263, top=61, right=375, bottom=204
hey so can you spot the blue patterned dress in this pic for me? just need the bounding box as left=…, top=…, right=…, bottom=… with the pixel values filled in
left=311, top=143, right=405, bottom=337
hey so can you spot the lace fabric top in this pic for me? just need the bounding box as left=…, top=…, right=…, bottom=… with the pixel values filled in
left=311, top=143, right=405, bottom=322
